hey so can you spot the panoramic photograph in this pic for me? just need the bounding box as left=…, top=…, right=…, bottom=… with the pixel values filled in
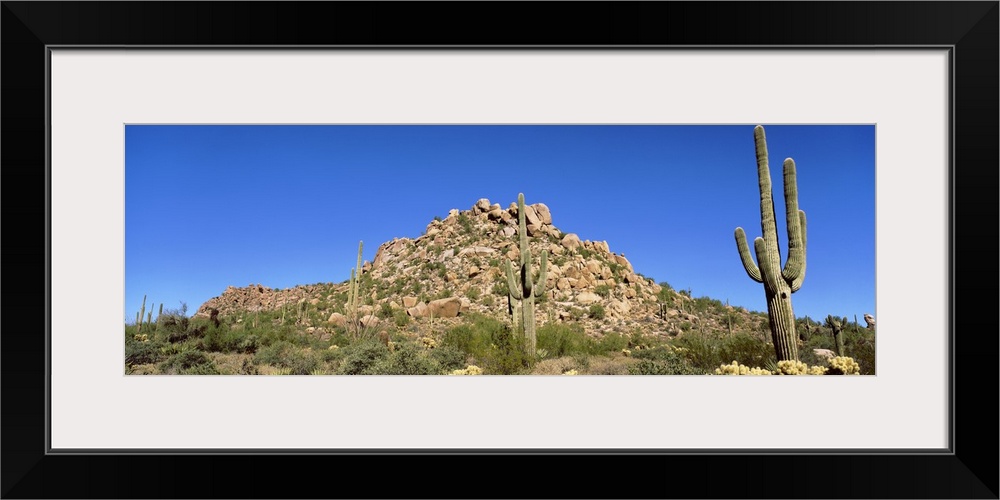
left=124, top=124, right=876, bottom=375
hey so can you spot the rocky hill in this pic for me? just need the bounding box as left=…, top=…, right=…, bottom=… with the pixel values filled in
left=194, top=196, right=769, bottom=341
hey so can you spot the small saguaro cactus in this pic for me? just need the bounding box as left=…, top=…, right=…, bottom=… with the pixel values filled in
left=504, top=193, right=548, bottom=357
left=734, top=125, right=808, bottom=362
left=825, top=315, right=848, bottom=357
left=136, top=294, right=147, bottom=334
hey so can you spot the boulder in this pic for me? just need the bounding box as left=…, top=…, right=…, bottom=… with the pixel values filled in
left=406, top=302, right=428, bottom=318
left=575, top=292, right=601, bottom=305
left=531, top=203, right=552, bottom=224
left=474, top=198, right=491, bottom=214
left=402, top=296, right=419, bottom=308
left=523, top=204, right=542, bottom=226
left=864, top=313, right=876, bottom=329
left=561, top=233, right=582, bottom=251
left=813, top=348, right=837, bottom=360
left=427, top=297, right=462, bottom=318
left=327, top=312, right=346, bottom=327
left=613, top=254, right=633, bottom=273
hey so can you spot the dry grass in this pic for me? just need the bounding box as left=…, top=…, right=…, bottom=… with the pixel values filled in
left=531, top=356, right=579, bottom=375
left=582, top=355, right=636, bottom=375
left=207, top=352, right=256, bottom=375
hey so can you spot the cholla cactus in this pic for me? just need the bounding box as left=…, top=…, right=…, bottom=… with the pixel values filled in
left=449, top=365, right=483, bottom=375
left=419, top=337, right=437, bottom=349
left=562, top=369, right=579, bottom=375
left=775, top=360, right=810, bottom=375
left=827, top=356, right=861, bottom=375
left=734, top=126, right=807, bottom=362
left=715, top=361, right=773, bottom=375
left=807, top=365, right=829, bottom=375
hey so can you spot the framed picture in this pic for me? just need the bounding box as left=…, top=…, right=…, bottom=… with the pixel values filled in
left=3, top=2, right=996, bottom=498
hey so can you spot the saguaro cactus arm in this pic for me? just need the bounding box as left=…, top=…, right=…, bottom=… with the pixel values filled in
left=789, top=210, right=807, bottom=292
left=781, top=158, right=806, bottom=284
left=734, top=227, right=763, bottom=283
left=532, top=250, right=548, bottom=298
left=504, top=260, right=524, bottom=300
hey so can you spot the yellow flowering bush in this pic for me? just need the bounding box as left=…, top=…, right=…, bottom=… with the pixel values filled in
left=449, top=365, right=483, bottom=375
left=808, top=365, right=829, bottom=375
left=775, top=360, right=810, bottom=375
left=715, top=361, right=773, bottom=375
left=827, top=356, right=861, bottom=375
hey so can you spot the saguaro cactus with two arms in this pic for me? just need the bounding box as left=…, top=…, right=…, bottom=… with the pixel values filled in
left=734, top=125, right=808, bottom=362
left=504, top=193, right=548, bottom=357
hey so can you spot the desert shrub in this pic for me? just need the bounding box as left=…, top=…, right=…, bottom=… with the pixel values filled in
left=440, top=313, right=531, bottom=374
left=629, top=347, right=703, bottom=375
left=335, top=340, right=391, bottom=375
left=843, top=328, right=876, bottom=375
left=125, top=334, right=164, bottom=367
left=254, top=341, right=319, bottom=375
left=158, top=351, right=219, bottom=375
left=393, top=309, right=410, bottom=328
left=716, top=334, right=774, bottom=370
left=537, top=323, right=590, bottom=358
left=593, top=285, right=611, bottom=298
left=670, top=333, right=773, bottom=372
left=466, top=287, right=481, bottom=302
left=378, top=303, right=395, bottom=319
left=592, top=332, right=628, bottom=354
left=429, top=345, right=467, bottom=372
left=369, top=343, right=442, bottom=375
left=588, top=304, right=606, bottom=320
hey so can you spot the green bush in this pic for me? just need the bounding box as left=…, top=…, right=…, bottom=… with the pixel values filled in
left=671, top=333, right=774, bottom=372
left=593, top=285, right=611, bottom=298
left=537, top=323, right=590, bottom=358
left=429, top=345, right=468, bottom=371
left=254, top=341, right=319, bottom=375
left=335, top=340, right=391, bottom=375
left=370, top=343, right=442, bottom=375
left=158, top=351, right=219, bottom=375
left=466, top=287, right=481, bottom=302
left=378, top=303, right=395, bottom=319
left=441, top=314, right=530, bottom=374
left=592, top=332, right=628, bottom=354
left=125, top=335, right=164, bottom=367
left=589, top=304, right=606, bottom=320
left=629, top=346, right=703, bottom=375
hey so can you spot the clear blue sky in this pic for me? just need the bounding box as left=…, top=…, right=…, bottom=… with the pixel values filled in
left=125, top=124, right=875, bottom=324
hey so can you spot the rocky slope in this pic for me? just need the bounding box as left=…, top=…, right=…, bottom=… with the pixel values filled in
left=194, top=196, right=768, bottom=340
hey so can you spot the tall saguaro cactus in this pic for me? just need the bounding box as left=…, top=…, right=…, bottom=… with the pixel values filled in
left=504, top=193, right=548, bottom=356
left=734, top=125, right=808, bottom=362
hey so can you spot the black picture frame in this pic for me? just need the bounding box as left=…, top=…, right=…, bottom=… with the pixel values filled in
left=3, top=2, right=996, bottom=498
